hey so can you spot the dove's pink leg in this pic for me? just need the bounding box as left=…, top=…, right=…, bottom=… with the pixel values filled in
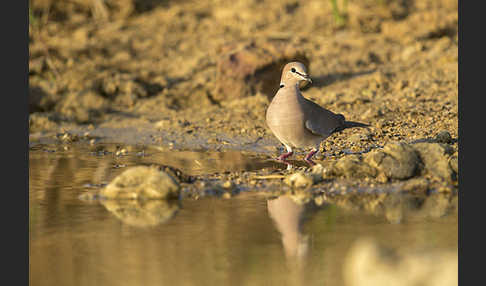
left=277, top=151, right=293, bottom=161
left=304, top=148, right=318, bottom=166
left=277, top=145, right=293, bottom=162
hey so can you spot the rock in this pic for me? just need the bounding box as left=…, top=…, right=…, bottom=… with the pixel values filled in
left=364, top=142, right=420, bottom=180
left=400, top=178, right=430, bottom=193
left=99, top=72, right=149, bottom=99
left=56, top=132, right=80, bottom=143
left=321, top=163, right=337, bottom=179
left=376, top=172, right=388, bottom=183
left=413, top=142, right=455, bottom=181
left=222, top=180, right=234, bottom=189
left=101, top=199, right=179, bottom=227
left=434, top=130, right=453, bottom=144
left=309, top=163, right=325, bottom=183
left=56, top=90, right=108, bottom=124
left=317, top=142, right=453, bottom=183
left=284, top=172, right=313, bottom=189
left=343, top=238, right=457, bottom=286
left=314, top=195, right=325, bottom=206
left=100, top=166, right=180, bottom=200
left=29, top=86, right=60, bottom=113
left=114, top=93, right=138, bottom=107
left=214, top=40, right=309, bottom=102
left=334, top=154, right=377, bottom=178
left=29, top=113, right=58, bottom=132
left=449, top=155, right=458, bottom=174
left=203, top=182, right=233, bottom=197
left=288, top=192, right=314, bottom=205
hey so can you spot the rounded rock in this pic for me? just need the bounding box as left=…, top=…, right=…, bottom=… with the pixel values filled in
left=364, top=142, right=420, bottom=180
left=435, top=130, right=453, bottom=144
left=284, top=172, right=313, bottom=189
left=101, top=166, right=180, bottom=200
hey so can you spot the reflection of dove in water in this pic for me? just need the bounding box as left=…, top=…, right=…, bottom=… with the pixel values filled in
left=267, top=195, right=309, bottom=259
left=266, top=62, right=369, bottom=165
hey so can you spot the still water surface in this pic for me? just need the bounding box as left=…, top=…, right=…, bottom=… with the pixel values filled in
left=30, top=144, right=457, bottom=286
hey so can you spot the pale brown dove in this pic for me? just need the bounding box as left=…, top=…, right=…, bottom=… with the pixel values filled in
left=266, top=62, right=369, bottom=165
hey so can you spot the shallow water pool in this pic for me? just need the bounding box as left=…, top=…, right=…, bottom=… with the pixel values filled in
left=29, top=144, right=458, bottom=286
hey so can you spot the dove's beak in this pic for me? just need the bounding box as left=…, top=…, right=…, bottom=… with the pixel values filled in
left=301, top=74, right=312, bottom=83
left=296, top=71, right=312, bottom=83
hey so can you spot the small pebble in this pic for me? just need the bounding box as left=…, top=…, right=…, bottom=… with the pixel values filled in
left=435, top=130, right=452, bottom=144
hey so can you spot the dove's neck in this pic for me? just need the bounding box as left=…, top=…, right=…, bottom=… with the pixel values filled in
left=292, top=83, right=303, bottom=98
left=278, top=83, right=303, bottom=99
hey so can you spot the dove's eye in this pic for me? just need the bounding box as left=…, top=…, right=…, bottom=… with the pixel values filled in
left=291, top=68, right=296, bottom=73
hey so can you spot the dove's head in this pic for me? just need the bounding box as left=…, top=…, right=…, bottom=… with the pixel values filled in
left=280, top=62, right=312, bottom=87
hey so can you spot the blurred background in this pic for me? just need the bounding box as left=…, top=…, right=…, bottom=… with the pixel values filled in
left=29, top=0, right=458, bottom=150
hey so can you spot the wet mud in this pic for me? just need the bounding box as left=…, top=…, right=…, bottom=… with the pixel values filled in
left=29, top=0, right=458, bottom=195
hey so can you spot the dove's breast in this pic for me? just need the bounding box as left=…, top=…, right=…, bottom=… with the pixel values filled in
left=266, top=88, right=322, bottom=148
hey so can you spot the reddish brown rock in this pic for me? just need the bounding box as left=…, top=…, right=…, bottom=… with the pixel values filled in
left=214, top=40, right=309, bottom=102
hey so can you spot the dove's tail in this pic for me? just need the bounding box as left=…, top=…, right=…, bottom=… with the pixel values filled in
left=332, top=120, right=369, bottom=133
left=343, top=121, right=370, bottom=129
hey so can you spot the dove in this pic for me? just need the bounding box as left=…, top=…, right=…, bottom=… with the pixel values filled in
left=265, top=62, right=369, bottom=165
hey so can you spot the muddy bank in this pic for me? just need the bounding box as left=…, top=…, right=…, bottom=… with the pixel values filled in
left=31, top=142, right=458, bottom=218
left=29, top=0, right=458, bottom=193
left=31, top=142, right=457, bottom=225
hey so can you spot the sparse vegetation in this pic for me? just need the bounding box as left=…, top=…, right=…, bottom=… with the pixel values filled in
left=330, top=0, right=348, bottom=27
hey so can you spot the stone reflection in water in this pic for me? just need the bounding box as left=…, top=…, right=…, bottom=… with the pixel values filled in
left=318, top=191, right=458, bottom=224
left=100, top=199, right=180, bottom=227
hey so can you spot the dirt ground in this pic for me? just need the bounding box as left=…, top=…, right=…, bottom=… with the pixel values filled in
left=29, top=0, right=458, bottom=193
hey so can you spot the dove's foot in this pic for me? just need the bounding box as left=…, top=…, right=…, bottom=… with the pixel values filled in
left=304, top=158, right=316, bottom=166
left=304, top=149, right=318, bottom=166
left=277, top=151, right=293, bottom=161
